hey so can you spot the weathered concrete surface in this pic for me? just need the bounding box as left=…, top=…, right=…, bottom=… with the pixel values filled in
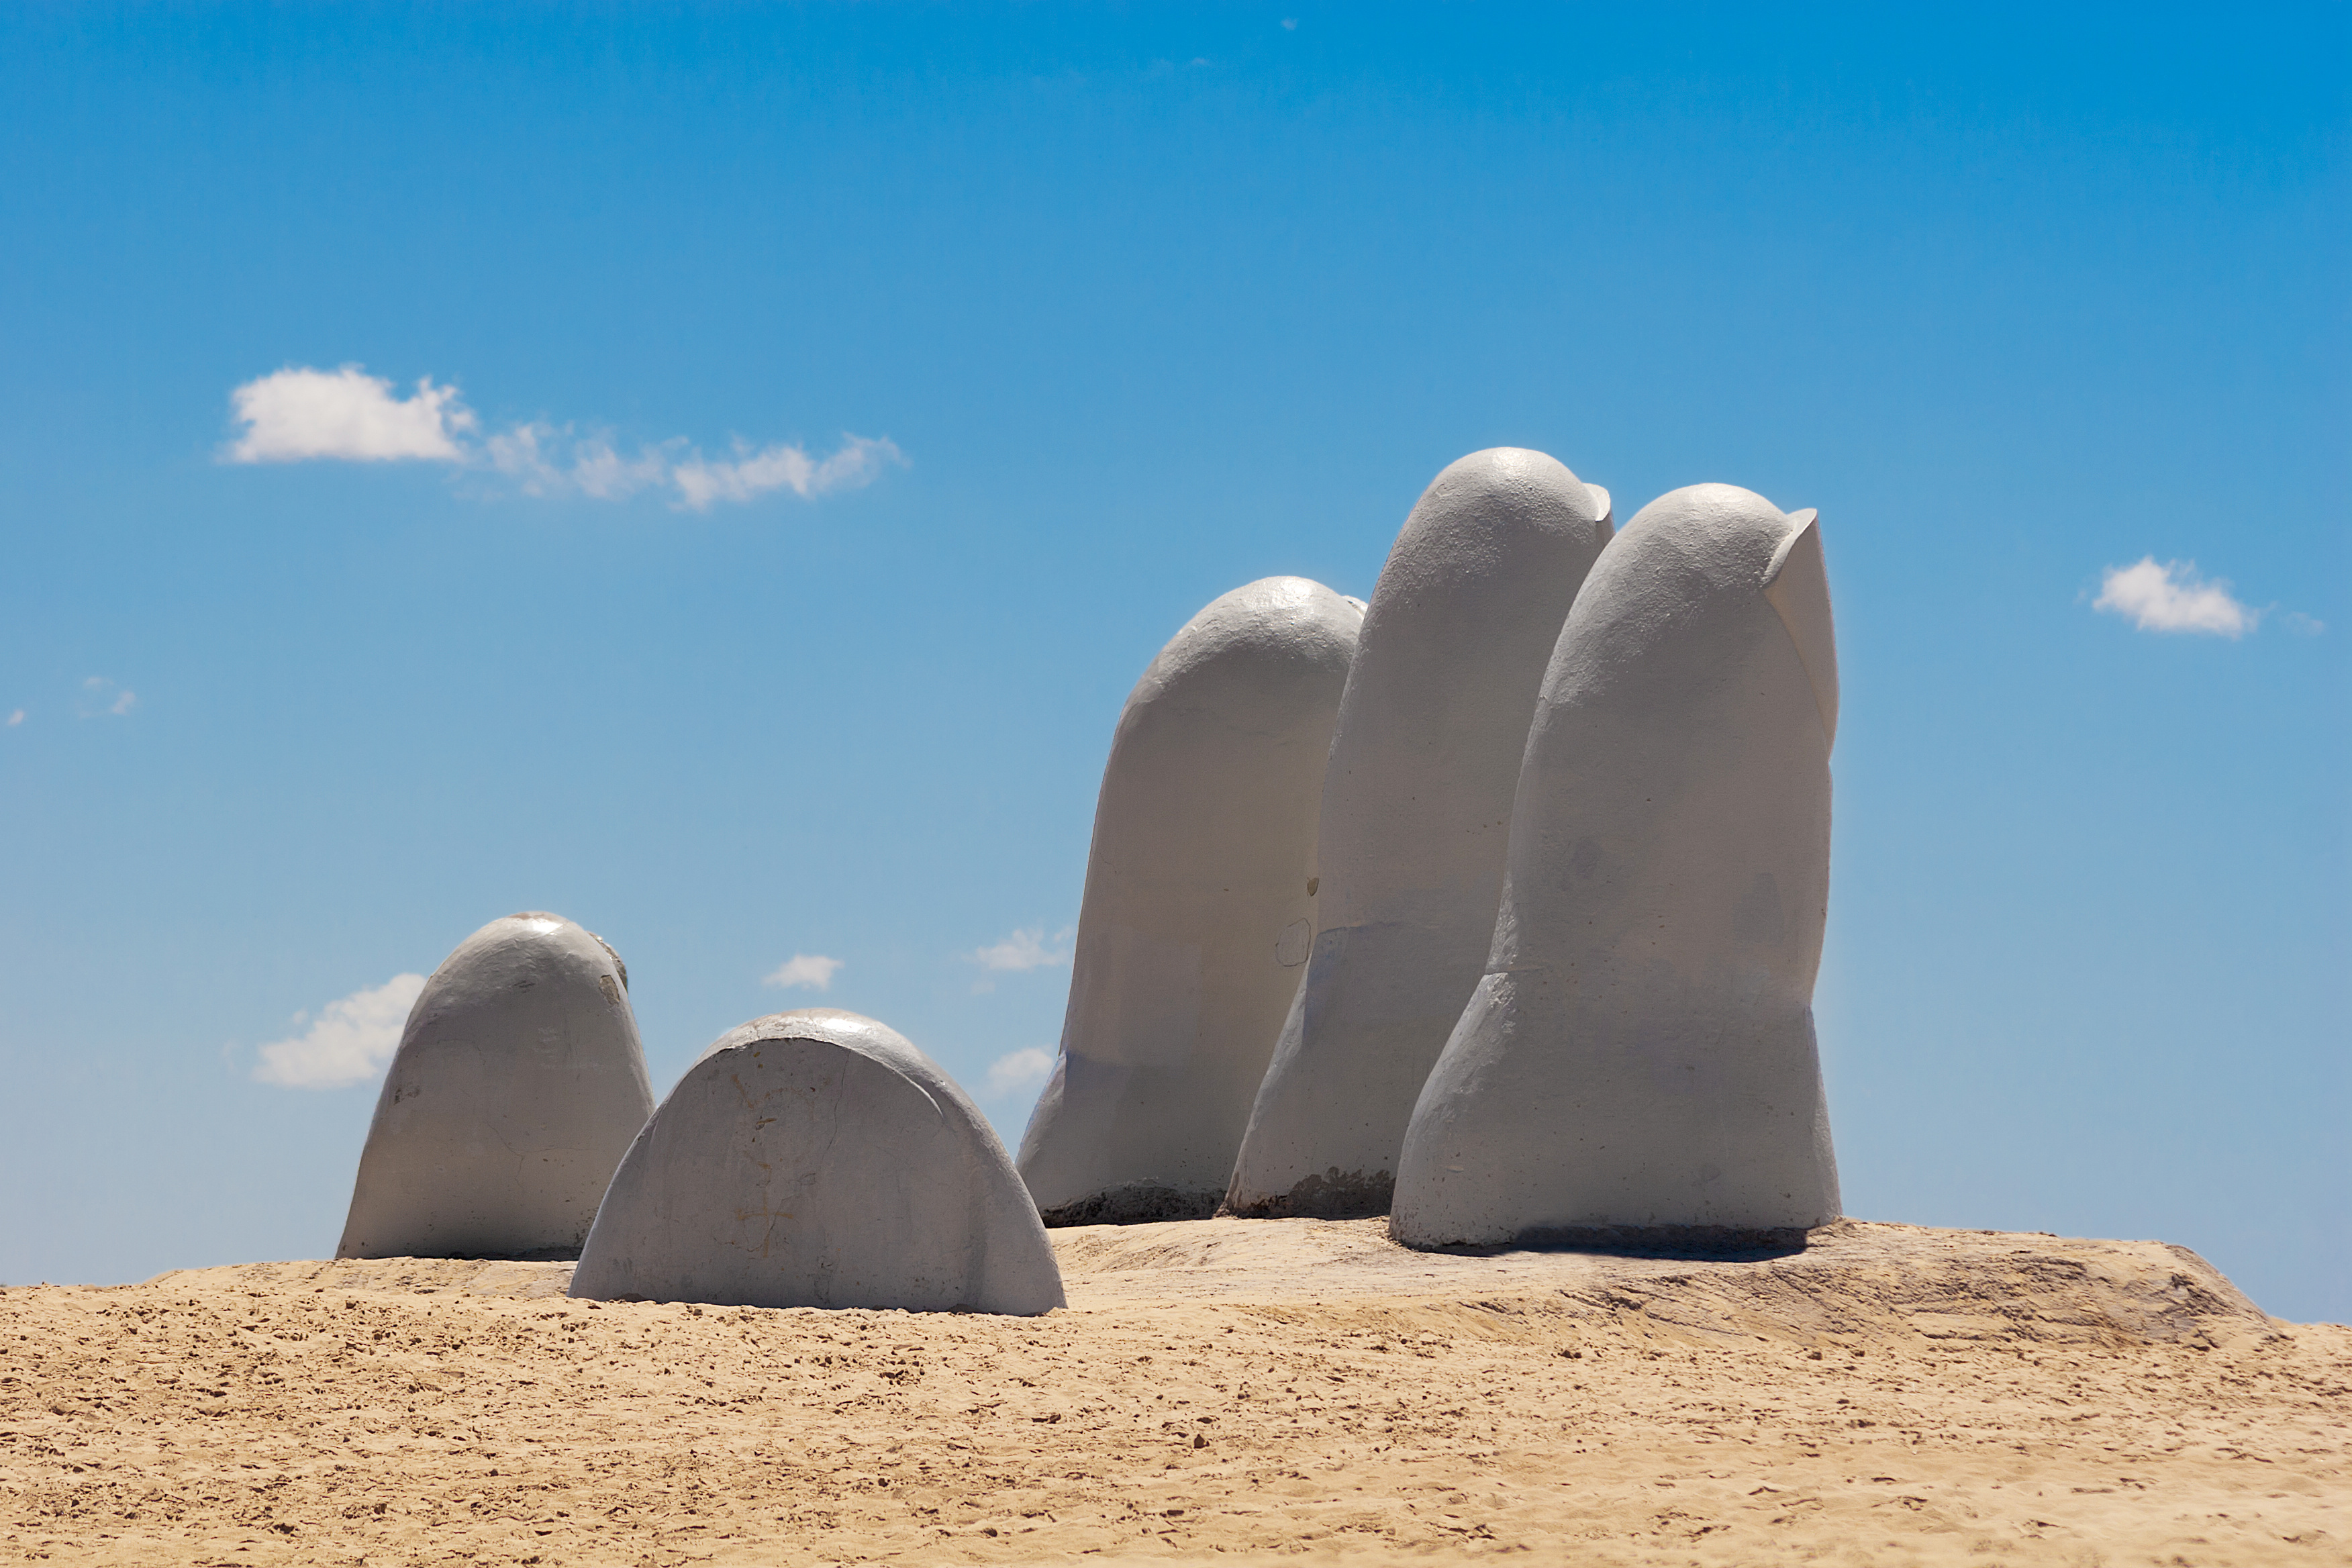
left=1395, top=485, right=1843, bottom=1247
left=571, top=1010, right=1063, bottom=1314
left=337, top=912, right=654, bottom=1261
left=1228, top=448, right=1613, bottom=1220
left=1018, top=578, right=1362, bottom=1225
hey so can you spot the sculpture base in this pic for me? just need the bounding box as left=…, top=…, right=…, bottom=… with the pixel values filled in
left=1402, top=1221, right=1812, bottom=1261
left=1038, top=1182, right=1222, bottom=1227
left=1222, top=1166, right=1394, bottom=1220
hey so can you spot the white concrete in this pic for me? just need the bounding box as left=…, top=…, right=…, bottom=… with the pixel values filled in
left=1017, top=577, right=1362, bottom=1224
left=570, top=1009, right=1065, bottom=1314
left=1226, top=449, right=1612, bottom=1217
left=338, top=913, right=655, bottom=1260
left=1391, top=484, right=1843, bottom=1247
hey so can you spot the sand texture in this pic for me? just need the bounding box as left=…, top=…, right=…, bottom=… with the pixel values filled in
left=2, top=1218, right=2345, bottom=1565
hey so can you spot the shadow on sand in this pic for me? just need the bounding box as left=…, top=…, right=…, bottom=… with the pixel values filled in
left=1407, top=1223, right=1818, bottom=1264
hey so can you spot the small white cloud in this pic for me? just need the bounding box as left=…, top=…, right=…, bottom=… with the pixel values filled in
left=985, top=1047, right=1055, bottom=1098
left=252, top=973, right=428, bottom=1089
left=971, top=926, right=1074, bottom=973
left=671, top=435, right=906, bottom=511
left=224, top=364, right=903, bottom=511
left=764, top=953, right=844, bottom=991
left=5, top=709, right=20, bottom=726
left=79, top=677, right=135, bottom=717
left=227, top=365, right=475, bottom=463
left=2284, top=611, right=2326, bottom=636
left=2092, top=557, right=2260, bottom=638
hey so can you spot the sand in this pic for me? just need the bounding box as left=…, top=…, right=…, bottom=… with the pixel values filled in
left=2, top=1218, right=2344, bottom=1565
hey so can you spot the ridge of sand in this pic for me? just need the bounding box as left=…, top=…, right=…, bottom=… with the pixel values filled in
left=3, top=1219, right=2345, bottom=1565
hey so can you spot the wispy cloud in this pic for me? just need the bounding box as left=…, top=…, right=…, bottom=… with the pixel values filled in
left=224, top=363, right=903, bottom=509
left=483, top=423, right=675, bottom=501
left=671, top=434, right=905, bottom=509
left=2092, top=558, right=2259, bottom=638
left=971, top=927, right=1074, bottom=973
left=965, top=926, right=1075, bottom=994
left=252, top=973, right=428, bottom=1089
left=985, top=1047, right=1055, bottom=1098
left=763, top=953, right=844, bottom=992
left=79, top=677, right=136, bottom=717
left=5, top=709, right=21, bottom=726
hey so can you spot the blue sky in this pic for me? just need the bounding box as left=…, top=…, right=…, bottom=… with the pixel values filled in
left=2, top=4, right=2344, bottom=1320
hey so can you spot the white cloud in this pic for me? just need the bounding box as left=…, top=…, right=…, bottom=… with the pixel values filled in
left=971, top=926, right=1074, bottom=973
left=2092, top=558, right=2259, bottom=638
left=764, top=953, right=844, bottom=991
left=985, top=1047, right=1055, bottom=1098
left=79, top=677, right=135, bottom=717
left=223, top=362, right=903, bottom=510
left=672, top=435, right=906, bottom=511
left=2284, top=611, right=2326, bottom=636
left=227, top=365, right=475, bottom=463
left=252, top=973, right=428, bottom=1089
left=483, top=422, right=675, bottom=501
left=5, top=709, right=20, bottom=726
left=570, top=436, right=677, bottom=501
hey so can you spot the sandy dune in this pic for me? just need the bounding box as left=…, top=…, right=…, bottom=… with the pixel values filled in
left=3, top=1218, right=2344, bottom=1564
